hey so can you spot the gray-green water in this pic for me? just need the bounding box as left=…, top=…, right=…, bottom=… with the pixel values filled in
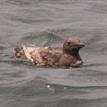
left=0, top=0, right=107, bottom=107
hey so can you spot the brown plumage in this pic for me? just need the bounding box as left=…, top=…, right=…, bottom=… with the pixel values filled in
left=13, top=36, right=85, bottom=67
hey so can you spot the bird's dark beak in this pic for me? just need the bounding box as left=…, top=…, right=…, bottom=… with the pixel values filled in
left=71, top=43, right=85, bottom=49
left=78, top=43, right=85, bottom=48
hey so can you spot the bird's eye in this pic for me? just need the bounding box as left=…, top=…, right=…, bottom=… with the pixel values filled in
left=67, top=42, right=71, bottom=45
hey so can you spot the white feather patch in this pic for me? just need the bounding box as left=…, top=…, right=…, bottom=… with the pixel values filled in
left=22, top=44, right=34, bottom=62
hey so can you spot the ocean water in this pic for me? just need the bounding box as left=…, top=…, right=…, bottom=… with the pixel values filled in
left=0, top=0, right=107, bottom=107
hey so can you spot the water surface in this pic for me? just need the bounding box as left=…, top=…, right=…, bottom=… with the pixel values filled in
left=0, top=0, right=107, bottom=107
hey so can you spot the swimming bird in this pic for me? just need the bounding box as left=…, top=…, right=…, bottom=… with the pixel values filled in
left=13, top=36, right=85, bottom=67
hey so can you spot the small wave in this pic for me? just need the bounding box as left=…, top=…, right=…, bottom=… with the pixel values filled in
left=20, top=31, right=64, bottom=46
left=6, top=0, right=32, bottom=6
